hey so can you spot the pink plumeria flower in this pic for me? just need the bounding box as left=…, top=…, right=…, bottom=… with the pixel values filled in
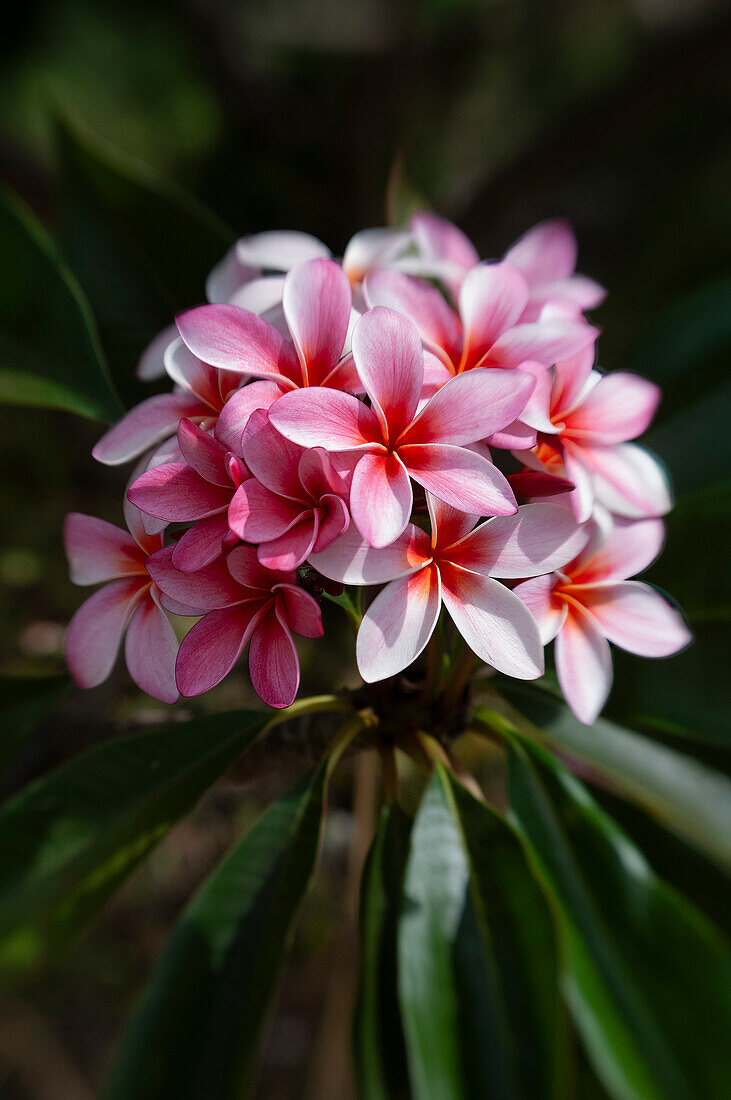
left=514, top=517, right=691, bottom=725
left=229, top=409, right=351, bottom=570
left=515, top=349, right=671, bottom=522
left=127, top=419, right=249, bottom=572
left=310, top=495, right=588, bottom=682
left=176, top=257, right=360, bottom=395
left=269, top=307, right=533, bottom=548
left=147, top=544, right=322, bottom=708
left=63, top=502, right=180, bottom=703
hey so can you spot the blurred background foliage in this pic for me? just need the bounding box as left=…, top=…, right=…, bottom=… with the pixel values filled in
left=0, top=0, right=729, bottom=1096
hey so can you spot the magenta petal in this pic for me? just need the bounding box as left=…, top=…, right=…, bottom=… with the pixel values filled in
left=147, top=545, right=243, bottom=609
left=176, top=304, right=301, bottom=383
left=351, top=307, right=424, bottom=441
left=565, top=372, right=661, bottom=444
left=513, top=574, right=567, bottom=645
left=308, top=522, right=430, bottom=584
left=486, top=422, right=538, bottom=450
left=124, top=593, right=179, bottom=703
left=580, top=582, right=692, bottom=657
left=214, top=380, right=285, bottom=454
left=242, top=409, right=305, bottom=498
left=554, top=604, right=612, bottom=725
left=64, top=513, right=145, bottom=585
left=249, top=608, right=300, bottom=708
left=228, top=480, right=306, bottom=541
left=282, top=258, right=351, bottom=386
left=312, top=495, right=349, bottom=552
left=65, top=578, right=146, bottom=689
left=177, top=419, right=230, bottom=486
left=257, top=518, right=319, bottom=571
left=297, top=448, right=349, bottom=501
left=363, top=269, right=462, bottom=369
left=275, top=584, right=323, bottom=638
left=92, top=393, right=205, bottom=466
left=176, top=604, right=265, bottom=696
left=269, top=386, right=382, bottom=451
left=401, top=443, right=517, bottom=517
left=440, top=565, right=543, bottom=679
left=129, top=463, right=231, bottom=521
left=356, top=566, right=441, bottom=682
left=171, top=514, right=233, bottom=572
left=402, top=367, right=535, bottom=446
left=350, top=451, right=412, bottom=549
left=450, top=503, right=589, bottom=579
left=227, top=543, right=295, bottom=590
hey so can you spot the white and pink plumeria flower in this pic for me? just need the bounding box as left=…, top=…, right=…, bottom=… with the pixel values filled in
left=65, top=209, right=690, bottom=720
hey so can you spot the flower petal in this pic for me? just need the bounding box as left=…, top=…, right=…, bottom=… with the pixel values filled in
left=570, top=516, right=665, bottom=584
left=64, top=513, right=145, bottom=585
left=513, top=574, right=567, bottom=644
left=241, top=408, right=304, bottom=499
left=147, top=545, right=243, bottom=609
left=425, top=494, right=477, bottom=550
left=312, top=495, right=350, bottom=552
left=350, top=451, right=412, bottom=548
left=236, top=230, right=330, bottom=270
left=458, top=262, right=529, bottom=368
left=128, top=463, right=231, bottom=521
left=488, top=319, right=598, bottom=371
left=363, top=270, right=462, bottom=369
left=249, top=608, right=300, bottom=708
left=227, top=543, right=295, bottom=590
left=356, top=566, right=440, bottom=682
left=269, top=386, right=382, bottom=451
left=257, top=517, right=318, bottom=571
left=504, top=218, right=578, bottom=283
left=551, top=347, right=597, bottom=416
left=308, top=522, right=430, bottom=583
left=65, top=578, right=146, bottom=689
left=176, top=304, right=301, bottom=383
left=342, top=227, right=412, bottom=283
left=410, top=211, right=479, bottom=276
left=137, top=324, right=178, bottom=381
left=214, top=379, right=284, bottom=454
left=554, top=603, right=613, bottom=724
left=401, top=366, right=534, bottom=446
left=177, top=419, right=230, bottom=486
left=563, top=371, right=660, bottom=444
left=124, top=593, right=179, bottom=703
left=400, top=443, right=517, bottom=517
left=275, top=584, right=324, bottom=638
left=176, top=604, right=266, bottom=696
left=172, top=514, right=233, bottom=572
left=351, top=307, right=424, bottom=441
left=450, top=503, right=589, bottom=578
left=282, top=258, right=352, bottom=386
left=92, top=393, right=205, bottom=465
left=440, top=565, right=544, bottom=678
left=227, top=275, right=286, bottom=315
left=580, top=582, right=692, bottom=657
left=581, top=443, right=672, bottom=518
left=228, top=479, right=306, bottom=541
left=206, top=243, right=258, bottom=302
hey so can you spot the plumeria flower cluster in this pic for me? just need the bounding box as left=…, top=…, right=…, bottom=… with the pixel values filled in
left=65, top=212, right=691, bottom=722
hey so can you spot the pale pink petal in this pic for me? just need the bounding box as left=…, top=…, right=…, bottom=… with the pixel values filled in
left=274, top=584, right=324, bottom=638
left=312, top=495, right=350, bottom=551
left=459, top=262, right=530, bottom=369
left=400, top=443, right=517, bottom=517
left=516, top=362, right=556, bottom=432
left=177, top=419, right=230, bottom=485
left=351, top=307, right=424, bottom=441
left=449, top=503, right=589, bottom=578
left=147, top=545, right=243, bottom=609
left=123, top=494, right=163, bottom=557
left=581, top=443, right=672, bottom=518
left=504, top=218, right=578, bottom=283
left=227, top=543, right=295, bottom=591
left=513, top=574, right=567, bottom=644
left=350, top=451, right=412, bottom=548
left=92, top=393, right=205, bottom=466
left=64, top=513, right=145, bottom=584
left=228, top=479, right=306, bottom=541
left=227, top=275, right=286, bottom=314
left=308, top=522, right=430, bottom=583
left=257, top=517, right=318, bottom=571
left=241, top=408, right=304, bottom=499
left=214, top=380, right=284, bottom=454
left=410, top=211, right=479, bottom=275
left=562, top=444, right=596, bottom=523
left=425, top=494, right=477, bottom=550
left=269, top=387, right=382, bottom=451
left=401, top=367, right=534, bottom=446
left=580, top=582, right=692, bottom=657
left=128, top=463, right=231, bottom=521
left=206, top=243, right=258, bottom=303
left=486, top=422, right=538, bottom=450
left=363, top=270, right=462, bottom=370
left=342, top=228, right=412, bottom=283
left=282, top=258, right=352, bottom=387
left=163, top=338, right=220, bottom=405
left=124, top=592, right=179, bottom=703
left=137, top=324, right=178, bottom=381
left=554, top=603, right=613, bottom=724
left=564, top=372, right=660, bottom=444
left=176, top=604, right=266, bottom=696
left=570, top=517, right=665, bottom=583
left=249, top=608, right=300, bottom=708
left=356, top=566, right=441, bottom=682
left=439, top=565, right=543, bottom=679
left=176, top=304, right=301, bottom=383
left=552, top=348, right=597, bottom=417
left=530, top=274, right=606, bottom=313
left=65, top=578, right=146, bottom=689
left=236, top=230, right=330, bottom=271
left=172, top=514, right=233, bottom=572
left=488, top=319, right=598, bottom=371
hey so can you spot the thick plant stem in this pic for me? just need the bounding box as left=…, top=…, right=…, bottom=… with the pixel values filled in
left=443, top=643, right=479, bottom=713
left=264, top=693, right=355, bottom=731
left=379, top=743, right=399, bottom=803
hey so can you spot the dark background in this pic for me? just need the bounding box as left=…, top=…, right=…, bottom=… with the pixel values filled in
left=0, top=1, right=729, bottom=1096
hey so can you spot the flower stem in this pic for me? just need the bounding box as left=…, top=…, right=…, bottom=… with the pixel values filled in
left=443, top=643, right=478, bottom=712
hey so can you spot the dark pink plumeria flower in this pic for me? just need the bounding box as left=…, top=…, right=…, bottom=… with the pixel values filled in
left=63, top=503, right=179, bottom=703
left=514, top=517, right=691, bottom=724
left=310, top=496, right=588, bottom=683
left=147, top=545, right=322, bottom=708
left=127, top=419, right=249, bottom=572
left=269, top=307, right=532, bottom=548
left=229, top=409, right=351, bottom=570
left=515, top=349, right=670, bottom=522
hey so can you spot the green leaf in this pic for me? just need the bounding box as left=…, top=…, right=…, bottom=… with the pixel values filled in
left=104, top=753, right=334, bottom=1100
left=354, top=804, right=412, bottom=1100
left=0, top=186, right=122, bottom=421
left=56, top=111, right=235, bottom=408
left=0, top=709, right=267, bottom=979
left=507, top=735, right=731, bottom=1100
left=476, top=688, right=731, bottom=869
left=398, top=764, right=563, bottom=1100
left=0, top=674, right=70, bottom=772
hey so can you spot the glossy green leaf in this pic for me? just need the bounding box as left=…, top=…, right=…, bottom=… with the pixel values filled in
left=0, top=709, right=267, bottom=979
left=398, top=763, right=562, bottom=1100
left=354, top=803, right=412, bottom=1100
left=0, top=674, right=70, bottom=772
left=507, top=735, right=731, bottom=1100
left=477, top=687, right=731, bottom=868
left=56, top=111, right=235, bottom=408
left=105, top=754, right=334, bottom=1100
left=0, top=186, right=122, bottom=420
